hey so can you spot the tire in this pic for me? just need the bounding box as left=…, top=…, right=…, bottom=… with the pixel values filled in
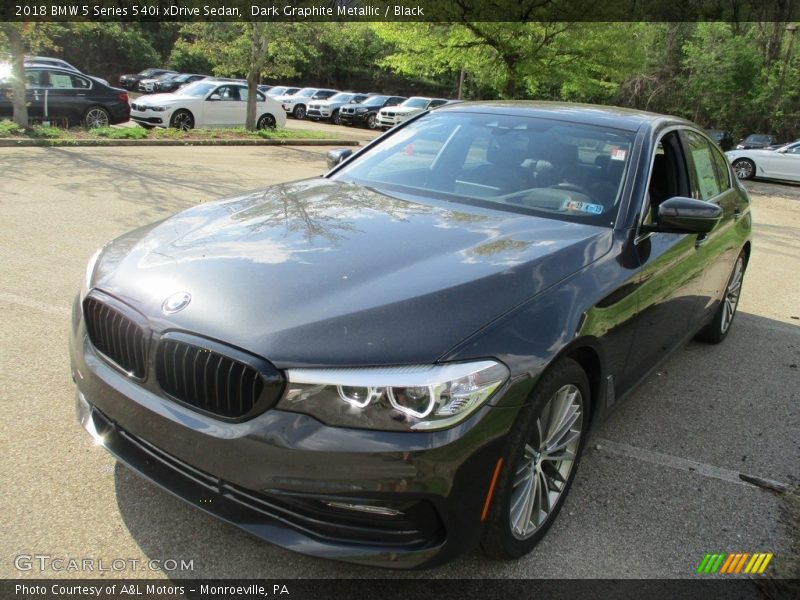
left=331, top=110, right=342, bottom=126
left=695, top=251, right=746, bottom=344
left=293, top=105, right=306, bottom=120
left=257, top=113, right=276, bottom=130
left=367, top=113, right=378, bottom=130
left=481, top=358, right=590, bottom=559
left=83, top=106, right=110, bottom=128
left=732, top=158, right=755, bottom=180
left=170, top=109, right=194, bottom=131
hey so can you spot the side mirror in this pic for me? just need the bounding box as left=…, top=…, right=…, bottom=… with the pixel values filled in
left=207, top=93, right=221, bottom=101
left=644, top=197, right=722, bottom=235
left=326, top=148, right=354, bottom=170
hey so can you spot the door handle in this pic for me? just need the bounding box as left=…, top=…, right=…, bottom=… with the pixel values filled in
left=734, top=209, right=742, bottom=220
left=695, top=234, right=709, bottom=248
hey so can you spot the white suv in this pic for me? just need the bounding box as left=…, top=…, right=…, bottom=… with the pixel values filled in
left=376, top=97, right=449, bottom=130
left=280, top=87, right=338, bottom=120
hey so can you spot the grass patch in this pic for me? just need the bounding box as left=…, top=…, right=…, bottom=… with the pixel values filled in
left=149, top=126, right=334, bottom=141
left=0, top=122, right=346, bottom=142
left=92, top=125, right=149, bottom=140
left=0, top=119, right=23, bottom=138
left=29, top=125, right=67, bottom=139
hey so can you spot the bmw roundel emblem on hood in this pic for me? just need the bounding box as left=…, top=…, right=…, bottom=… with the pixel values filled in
left=162, top=292, right=192, bottom=315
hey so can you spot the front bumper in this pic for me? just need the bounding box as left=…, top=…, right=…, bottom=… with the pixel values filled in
left=340, top=112, right=369, bottom=125
left=69, top=297, right=520, bottom=569
left=130, top=108, right=168, bottom=127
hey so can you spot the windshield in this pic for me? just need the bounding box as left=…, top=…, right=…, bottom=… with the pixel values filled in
left=296, top=88, right=316, bottom=98
left=328, top=93, right=353, bottom=103
left=400, top=98, right=430, bottom=108
left=402, top=97, right=430, bottom=109
left=268, top=86, right=287, bottom=96
left=332, top=112, right=635, bottom=227
left=139, top=69, right=157, bottom=77
left=176, top=81, right=216, bottom=97
left=746, top=134, right=771, bottom=142
left=361, top=95, right=389, bottom=106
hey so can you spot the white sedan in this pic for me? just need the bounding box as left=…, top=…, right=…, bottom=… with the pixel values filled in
left=130, top=80, right=286, bottom=130
left=726, top=142, right=800, bottom=183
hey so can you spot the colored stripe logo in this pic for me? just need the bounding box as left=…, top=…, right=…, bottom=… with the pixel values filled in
left=696, top=552, right=773, bottom=574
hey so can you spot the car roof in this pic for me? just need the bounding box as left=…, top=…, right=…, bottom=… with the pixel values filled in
left=433, top=100, right=689, bottom=132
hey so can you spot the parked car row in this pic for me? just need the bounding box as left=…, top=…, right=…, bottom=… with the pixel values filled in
left=266, top=84, right=454, bottom=130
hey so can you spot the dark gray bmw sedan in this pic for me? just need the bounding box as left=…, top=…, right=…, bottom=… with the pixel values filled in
left=70, top=102, right=751, bottom=569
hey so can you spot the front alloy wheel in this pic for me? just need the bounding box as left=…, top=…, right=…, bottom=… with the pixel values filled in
left=509, top=384, right=583, bottom=539
left=482, top=358, right=589, bottom=559
left=696, top=251, right=746, bottom=344
left=293, top=105, right=306, bottom=120
left=170, top=109, right=194, bottom=131
left=733, top=158, right=755, bottom=180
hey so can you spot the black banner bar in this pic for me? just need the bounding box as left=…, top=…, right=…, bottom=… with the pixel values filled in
left=3, top=578, right=796, bottom=600
left=2, top=0, right=799, bottom=23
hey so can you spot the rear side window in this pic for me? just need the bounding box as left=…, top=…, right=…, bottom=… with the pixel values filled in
left=682, top=130, right=724, bottom=200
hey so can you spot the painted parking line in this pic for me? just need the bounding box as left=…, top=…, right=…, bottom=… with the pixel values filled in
left=595, top=437, right=790, bottom=491
left=0, top=291, right=70, bottom=317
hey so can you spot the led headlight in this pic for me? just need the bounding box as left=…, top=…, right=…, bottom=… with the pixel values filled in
left=150, top=106, right=168, bottom=112
left=278, top=360, right=509, bottom=431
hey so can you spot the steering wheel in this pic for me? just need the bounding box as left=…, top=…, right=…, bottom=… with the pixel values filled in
left=550, top=182, right=589, bottom=195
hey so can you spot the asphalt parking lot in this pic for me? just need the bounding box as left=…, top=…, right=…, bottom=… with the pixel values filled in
left=0, top=146, right=797, bottom=580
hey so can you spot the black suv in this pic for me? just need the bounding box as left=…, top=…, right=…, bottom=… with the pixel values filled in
left=339, top=94, right=407, bottom=129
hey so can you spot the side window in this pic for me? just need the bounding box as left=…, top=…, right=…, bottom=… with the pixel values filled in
left=682, top=130, right=723, bottom=200
left=709, top=143, right=732, bottom=192
left=25, top=71, right=43, bottom=87
left=786, top=144, right=800, bottom=155
left=217, top=86, right=239, bottom=101
left=644, top=131, right=691, bottom=224
left=429, top=100, right=447, bottom=108
left=239, top=87, right=250, bottom=102
left=256, top=91, right=265, bottom=102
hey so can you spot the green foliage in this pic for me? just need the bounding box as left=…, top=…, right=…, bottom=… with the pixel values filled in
left=4, top=21, right=800, bottom=139
left=0, top=119, right=23, bottom=137
left=29, top=125, right=63, bottom=138
left=92, top=125, right=149, bottom=140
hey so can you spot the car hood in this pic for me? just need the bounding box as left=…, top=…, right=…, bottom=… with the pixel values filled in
left=91, top=179, right=612, bottom=367
left=134, top=93, right=185, bottom=104
left=385, top=106, right=420, bottom=114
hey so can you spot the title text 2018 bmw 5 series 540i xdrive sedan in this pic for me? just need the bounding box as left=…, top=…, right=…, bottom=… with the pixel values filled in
left=70, top=102, right=752, bottom=569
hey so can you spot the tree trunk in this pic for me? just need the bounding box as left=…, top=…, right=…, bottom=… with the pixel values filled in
left=1, top=24, right=29, bottom=128
left=245, top=71, right=258, bottom=131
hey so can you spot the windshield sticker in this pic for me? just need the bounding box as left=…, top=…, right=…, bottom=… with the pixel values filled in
left=611, top=147, right=627, bottom=161
left=562, top=199, right=604, bottom=214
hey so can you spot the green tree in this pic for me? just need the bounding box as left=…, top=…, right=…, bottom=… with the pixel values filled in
left=0, top=22, right=60, bottom=127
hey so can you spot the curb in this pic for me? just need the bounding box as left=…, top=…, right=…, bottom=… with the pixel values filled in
left=0, top=138, right=360, bottom=148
